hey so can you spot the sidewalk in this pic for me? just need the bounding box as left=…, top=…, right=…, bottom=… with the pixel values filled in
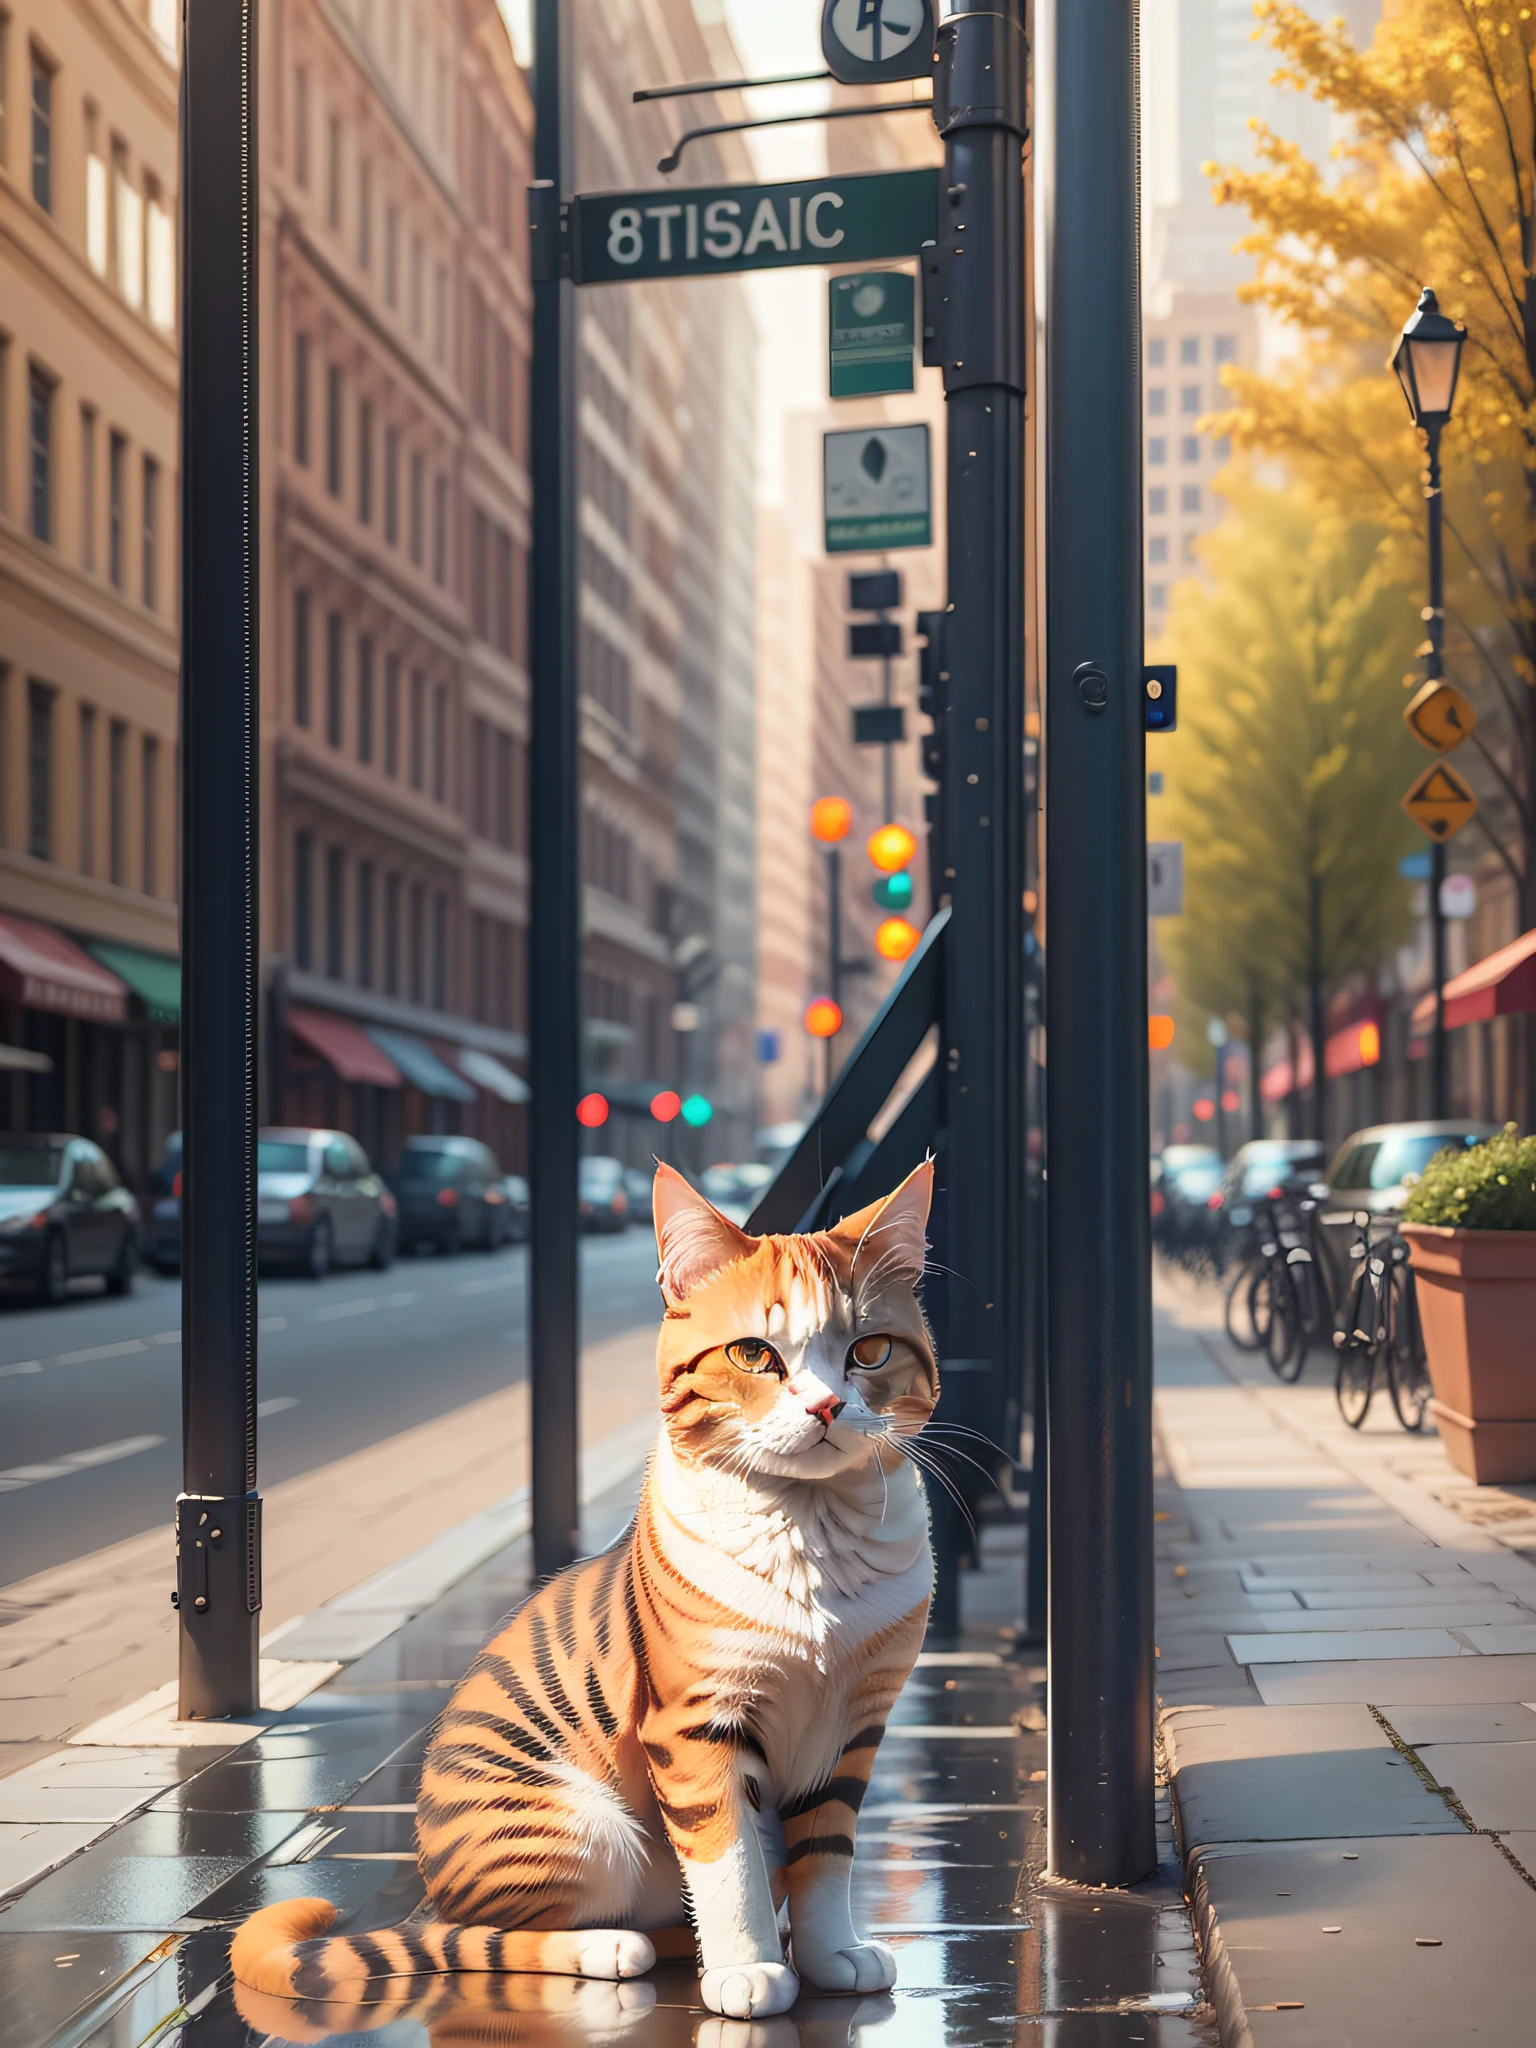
left=1153, top=1270, right=1536, bottom=2043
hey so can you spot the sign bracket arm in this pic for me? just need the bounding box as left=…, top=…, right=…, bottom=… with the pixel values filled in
left=658, top=99, right=933, bottom=176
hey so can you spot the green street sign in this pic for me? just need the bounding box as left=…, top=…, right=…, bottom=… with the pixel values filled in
left=830, top=271, right=915, bottom=398
left=570, top=169, right=938, bottom=285
left=824, top=423, right=932, bottom=553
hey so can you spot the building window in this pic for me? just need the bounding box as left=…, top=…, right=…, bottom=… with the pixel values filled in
left=471, top=510, right=489, bottom=640
left=141, top=734, right=158, bottom=895
left=1148, top=436, right=1166, bottom=467
left=293, top=589, right=311, bottom=725
left=1180, top=336, right=1199, bottom=366
left=325, top=845, right=345, bottom=978
left=432, top=475, right=447, bottom=584
left=1147, top=535, right=1167, bottom=565
left=472, top=910, right=490, bottom=1022
left=495, top=325, right=513, bottom=450
left=28, top=367, right=52, bottom=542
left=357, top=156, right=372, bottom=269
left=357, top=398, right=373, bottom=522
left=1214, top=333, right=1237, bottom=365
left=325, top=611, right=343, bottom=747
left=384, top=653, right=400, bottom=775
left=1146, top=387, right=1165, bottom=418
left=409, top=451, right=424, bottom=564
left=432, top=892, right=447, bottom=1010
left=1147, top=336, right=1165, bottom=369
left=433, top=263, right=446, bottom=364
left=86, top=110, right=108, bottom=273
left=410, top=234, right=424, bottom=336
left=1180, top=385, right=1200, bottom=415
left=495, top=730, right=514, bottom=849
left=79, top=705, right=97, bottom=875
left=408, top=880, right=424, bottom=1003
left=1180, top=435, right=1200, bottom=464
left=472, top=717, right=490, bottom=836
left=357, top=635, right=374, bottom=763
left=326, top=365, right=343, bottom=495
left=495, top=528, right=513, bottom=655
left=27, top=680, right=52, bottom=861
left=1213, top=435, right=1232, bottom=462
left=356, top=861, right=375, bottom=987
left=384, top=202, right=399, bottom=307
left=294, top=830, right=314, bottom=968
left=30, top=48, right=51, bottom=212
left=1148, top=583, right=1167, bottom=610
left=432, top=684, right=447, bottom=802
left=293, top=67, right=310, bottom=187
left=294, top=333, right=310, bottom=463
left=1147, top=485, right=1166, bottom=517
left=108, top=430, right=126, bottom=584
left=384, top=426, right=399, bottom=544
left=115, top=144, right=144, bottom=310
left=80, top=406, right=97, bottom=570
left=383, top=871, right=400, bottom=994
left=408, top=670, right=424, bottom=789
left=147, top=180, right=174, bottom=330
left=327, top=115, right=342, bottom=231
left=108, top=717, right=127, bottom=883
left=142, top=455, right=158, bottom=608
left=1180, top=485, right=1201, bottom=515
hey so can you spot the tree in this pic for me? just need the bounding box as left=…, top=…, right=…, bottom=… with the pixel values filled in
left=1157, top=475, right=1424, bottom=1136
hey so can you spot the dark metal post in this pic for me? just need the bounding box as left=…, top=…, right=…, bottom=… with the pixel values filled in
left=529, top=0, right=580, bottom=1579
left=176, top=0, right=261, bottom=1718
left=1043, top=0, right=1157, bottom=1883
left=929, top=0, right=1029, bottom=1633
left=1425, top=423, right=1449, bottom=1120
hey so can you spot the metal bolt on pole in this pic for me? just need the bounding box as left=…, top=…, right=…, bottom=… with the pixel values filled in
left=529, top=0, right=581, bottom=1580
left=176, top=0, right=262, bottom=1719
left=1043, top=0, right=1157, bottom=1884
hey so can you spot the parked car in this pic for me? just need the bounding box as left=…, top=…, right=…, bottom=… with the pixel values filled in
left=148, top=1130, right=183, bottom=1272
left=0, top=1134, right=141, bottom=1304
left=1317, top=1120, right=1501, bottom=1292
left=258, top=1128, right=397, bottom=1277
left=623, top=1164, right=655, bottom=1220
left=1210, top=1137, right=1328, bottom=1234
left=501, top=1174, right=531, bottom=1242
left=387, top=1136, right=510, bottom=1254
left=698, top=1162, right=775, bottom=1223
left=579, top=1155, right=630, bottom=1232
left=1153, top=1143, right=1225, bottom=1261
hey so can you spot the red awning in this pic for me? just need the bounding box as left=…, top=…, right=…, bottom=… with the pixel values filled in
left=289, top=1007, right=402, bottom=1087
left=0, top=914, right=127, bottom=1023
left=1410, top=926, right=1536, bottom=1036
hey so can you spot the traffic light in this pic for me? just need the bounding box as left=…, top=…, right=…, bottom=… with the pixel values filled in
left=874, top=916, right=920, bottom=963
left=811, top=795, right=852, bottom=843
left=805, top=997, right=843, bottom=1039
left=873, top=870, right=914, bottom=911
left=680, top=1093, right=713, bottom=1128
left=576, top=1092, right=609, bottom=1128
left=867, top=822, right=917, bottom=873
left=650, top=1090, right=681, bottom=1123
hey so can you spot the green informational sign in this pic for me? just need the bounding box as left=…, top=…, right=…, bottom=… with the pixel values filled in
left=571, top=169, right=938, bottom=285
left=829, top=271, right=915, bottom=398
left=824, top=424, right=932, bottom=553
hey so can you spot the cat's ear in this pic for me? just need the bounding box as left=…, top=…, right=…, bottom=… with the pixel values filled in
left=826, top=1158, right=934, bottom=1280
left=653, top=1163, right=757, bottom=1301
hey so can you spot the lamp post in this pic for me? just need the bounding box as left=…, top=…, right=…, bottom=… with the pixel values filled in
left=1392, top=288, right=1466, bottom=1121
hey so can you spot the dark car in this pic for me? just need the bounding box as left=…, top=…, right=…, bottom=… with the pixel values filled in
left=147, top=1130, right=183, bottom=1272
left=578, top=1154, right=630, bottom=1233
left=0, top=1135, right=141, bottom=1304
left=1317, top=1121, right=1500, bottom=1292
left=501, top=1174, right=530, bottom=1242
left=1211, top=1138, right=1328, bottom=1228
left=257, top=1128, right=397, bottom=1277
left=388, top=1137, right=510, bottom=1254
left=1153, top=1143, right=1224, bottom=1259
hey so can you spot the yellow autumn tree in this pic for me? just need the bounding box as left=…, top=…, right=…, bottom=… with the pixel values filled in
left=1203, top=0, right=1536, bottom=931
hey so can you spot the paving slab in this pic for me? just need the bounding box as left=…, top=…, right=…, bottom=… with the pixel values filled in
left=1252, top=1653, right=1536, bottom=1706
left=1249, top=1601, right=1524, bottom=1631
left=1387, top=1702, right=1536, bottom=1746
left=1230, top=1628, right=1468, bottom=1664
left=1413, top=1741, right=1536, bottom=1830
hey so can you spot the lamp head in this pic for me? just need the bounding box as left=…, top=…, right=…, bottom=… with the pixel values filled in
left=1391, top=288, right=1466, bottom=430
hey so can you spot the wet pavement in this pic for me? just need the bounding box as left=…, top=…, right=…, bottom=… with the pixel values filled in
left=0, top=1487, right=1209, bottom=2048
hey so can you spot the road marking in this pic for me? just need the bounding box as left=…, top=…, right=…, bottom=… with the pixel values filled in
left=0, top=1360, right=43, bottom=1378
left=453, top=1274, right=524, bottom=1296
left=310, top=1290, right=419, bottom=1323
left=259, top=1316, right=288, bottom=1333
left=256, top=1397, right=300, bottom=1417
left=150, top=1329, right=182, bottom=1345
left=0, top=1434, right=167, bottom=1491
left=55, top=1339, right=148, bottom=1366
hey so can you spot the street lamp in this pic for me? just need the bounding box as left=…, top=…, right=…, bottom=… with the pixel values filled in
left=1392, top=288, right=1467, bottom=1120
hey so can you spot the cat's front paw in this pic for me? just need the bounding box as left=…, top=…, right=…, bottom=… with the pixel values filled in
left=793, top=1939, right=897, bottom=1994
left=699, top=1962, right=800, bottom=2018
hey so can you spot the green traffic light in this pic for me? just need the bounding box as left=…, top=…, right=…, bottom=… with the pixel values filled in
left=873, top=870, right=914, bottom=910
left=680, top=1093, right=713, bottom=1128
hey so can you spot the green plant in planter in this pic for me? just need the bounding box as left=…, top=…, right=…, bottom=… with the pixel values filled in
left=1401, top=1125, right=1536, bottom=1231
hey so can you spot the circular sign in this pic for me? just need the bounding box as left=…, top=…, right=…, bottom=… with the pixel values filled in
left=823, top=0, right=934, bottom=85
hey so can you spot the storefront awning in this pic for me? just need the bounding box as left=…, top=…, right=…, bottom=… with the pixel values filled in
left=87, top=941, right=180, bottom=1023
left=0, top=915, right=127, bottom=1023
left=290, top=1007, right=403, bottom=1087
left=367, top=1025, right=475, bottom=1102
left=0, top=1043, right=53, bottom=1073
left=454, top=1046, right=531, bottom=1103
left=1410, top=926, right=1536, bottom=1037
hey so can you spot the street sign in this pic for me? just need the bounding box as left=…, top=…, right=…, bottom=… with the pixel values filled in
left=822, top=0, right=935, bottom=85
left=824, top=423, right=932, bottom=553
left=1402, top=759, right=1478, bottom=840
left=850, top=621, right=903, bottom=658
left=850, top=569, right=902, bottom=610
left=830, top=271, right=915, bottom=397
left=1440, top=872, right=1477, bottom=920
left=1147, top=841, right=1184, bottom=918
left=854, top=704, right=906, bottom=745
left=570, top=169, right=939, bottom=285
left=1404, top=678, right=1477, bottom=752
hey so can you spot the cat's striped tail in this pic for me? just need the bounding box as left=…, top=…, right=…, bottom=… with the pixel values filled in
left=229, top=1898, right=664, bottom=2000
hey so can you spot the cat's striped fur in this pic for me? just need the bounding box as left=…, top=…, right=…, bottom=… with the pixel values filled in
left=232, top=1161, right=938, bottom=2021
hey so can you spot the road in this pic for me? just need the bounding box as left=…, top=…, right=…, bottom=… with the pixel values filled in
left=0, top=1229, right=662, bottom=1588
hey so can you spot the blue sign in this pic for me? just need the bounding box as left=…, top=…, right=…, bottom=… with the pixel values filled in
left=1399, top=851, right=1433, bottom=880
left=756, top=1029, right=782, bottom=1065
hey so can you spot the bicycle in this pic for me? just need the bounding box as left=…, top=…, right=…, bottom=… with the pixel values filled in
left=1227, top=1195, right=1327, bottom=1382
left=1332, top=1213, right=1431, bottom=1431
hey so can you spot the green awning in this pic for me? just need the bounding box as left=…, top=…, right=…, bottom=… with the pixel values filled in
left=86, top=942, right=181, bottom=1023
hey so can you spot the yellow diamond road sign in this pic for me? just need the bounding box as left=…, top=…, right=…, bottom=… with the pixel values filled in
left=1403, top=678, right=1477, bottom=753
left=1402, top=759, right=1478, bottom=841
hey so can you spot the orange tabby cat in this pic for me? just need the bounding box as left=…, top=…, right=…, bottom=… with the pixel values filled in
left=232, top=1160, right=938, bottom=2021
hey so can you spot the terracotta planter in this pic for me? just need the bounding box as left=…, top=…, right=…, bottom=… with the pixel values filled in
left=1402, top=1224, right=1536, bottom=1484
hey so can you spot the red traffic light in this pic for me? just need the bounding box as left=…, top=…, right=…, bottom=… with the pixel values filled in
left=805, top=997, right=843, bottom=1039
left=576, top=1092, right=610, bottom=1128
left=811, top=796, right=853, bottom=844
left=650, top=1090, right=682, bottom=1123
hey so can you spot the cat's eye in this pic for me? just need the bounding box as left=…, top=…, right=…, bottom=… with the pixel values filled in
left=848, top=1335, right=893, bottom=1370
left=725, top=1337, right=785, bottom=1377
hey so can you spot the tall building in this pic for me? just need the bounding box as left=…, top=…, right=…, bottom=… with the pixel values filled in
left=0, top=0, right=182, bottom=1186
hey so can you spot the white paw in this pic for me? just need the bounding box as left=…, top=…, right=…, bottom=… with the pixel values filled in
left=792, top=1940, right=897, bottom=1994
left=699, top=1961, right=800, bottom=2018
left=574, top=1930, right=657, bottom=1980
left=695, top=2020, right=801, bottom=2048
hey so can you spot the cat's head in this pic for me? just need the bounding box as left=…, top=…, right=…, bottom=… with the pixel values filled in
left=652, top=1160, right=938, bottom=1480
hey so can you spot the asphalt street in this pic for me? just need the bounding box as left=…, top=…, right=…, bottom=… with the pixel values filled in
left=0, top=1228, right=662, bottom=1588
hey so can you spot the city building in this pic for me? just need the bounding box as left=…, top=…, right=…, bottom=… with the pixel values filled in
left=1141, top=290, right=1256, bottom=624
left=0, top=0, right=182, bottom=1186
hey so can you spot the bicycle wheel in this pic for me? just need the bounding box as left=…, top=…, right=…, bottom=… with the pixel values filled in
left=1266, top=1264, right=1305, bottom=1383
left=1225, top=1265, right=1263, bottom=1350
left=1248, top=1265, right=1275, bottom=1350
left=1386, top=1262, right=1432, bottom=1433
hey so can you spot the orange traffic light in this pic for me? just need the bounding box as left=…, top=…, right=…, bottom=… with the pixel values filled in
left=811, top=796, right=852, bottom=844
left=867, top=822, right=918, bottom=873
left=1148, top=1015, right=1175, bottom=1051
left=874, top=916, right=920, bottom=962
left=805, top=997, right=843, bottom=1038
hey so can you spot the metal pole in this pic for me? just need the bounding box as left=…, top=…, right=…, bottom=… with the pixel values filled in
left=529, top=0, right=580, bottom=1579
left=176, top=0, right=261, bottom=1719
left=930, top=0, right=1029, bottom=1636
left=1425, top=423, right=1449, bottom=1120
left=1043, top=0, right=1157, bottom=1884
left=881, top=647, right=895, bottom=822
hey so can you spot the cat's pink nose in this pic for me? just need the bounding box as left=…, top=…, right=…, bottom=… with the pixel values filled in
left=807, top=1393, right=846, bottom=1425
